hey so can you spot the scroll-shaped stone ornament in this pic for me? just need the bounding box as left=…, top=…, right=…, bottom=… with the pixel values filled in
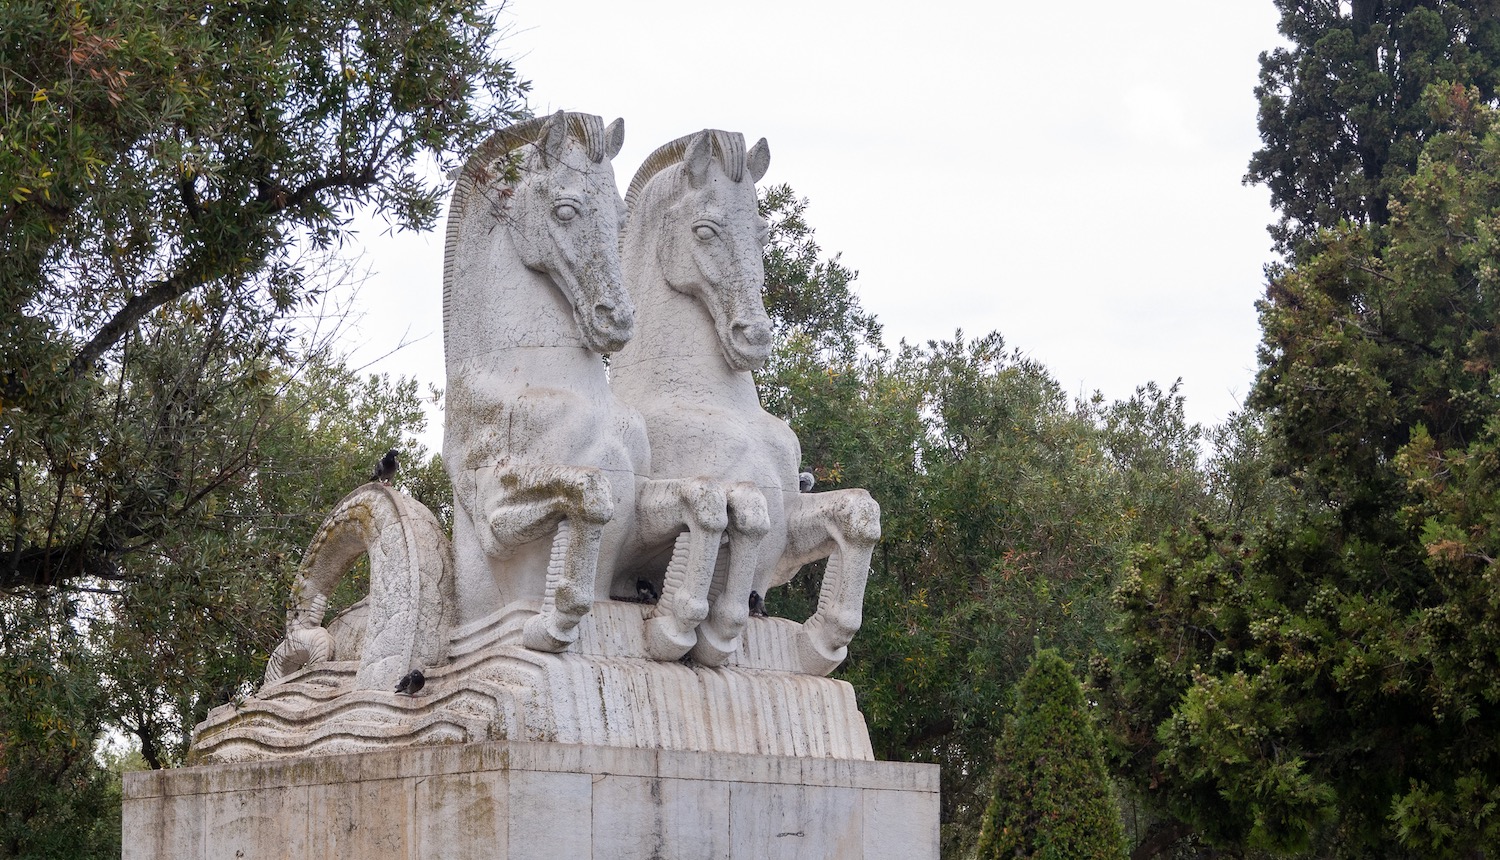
left=263, top=482, right=454, bottom=691
left=611, top=129, right=881, bottom=675
left=263, top=594, right=333, bottom=686
left=441, top=111, right=741, bottom=659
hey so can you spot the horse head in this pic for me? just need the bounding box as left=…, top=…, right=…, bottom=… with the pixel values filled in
left=450, top=111, right=633, bottom=353
left=625, top=129, right=773, bottom=371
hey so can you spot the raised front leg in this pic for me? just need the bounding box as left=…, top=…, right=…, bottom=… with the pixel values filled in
left=456, top=462, right=615, bottom=653
left=691, top=483, right=770, bottom=666
left=778, top=489, right=881, bottom=676
left=634, top=478, right=729, bottom=661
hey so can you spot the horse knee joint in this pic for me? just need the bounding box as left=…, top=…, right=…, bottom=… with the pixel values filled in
left=830, top=608, right=864, bottom=640
left=843, top=495, right=881, bottom=544
left=552, top=583, right=592, bottom=618
left=728, top=486, right=770, bottom=537
left=683, top=481, right=728, bottom=532
left=572, top=470, right=615, bottom=525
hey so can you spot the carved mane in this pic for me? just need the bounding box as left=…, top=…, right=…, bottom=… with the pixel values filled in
left=624, top=129, right=749, bottom=212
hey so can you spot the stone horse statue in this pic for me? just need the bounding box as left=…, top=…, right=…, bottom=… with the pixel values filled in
left=612, top=129, right=881, bottom=675
left=443, top=111, right=735, bottom=659
left=193, top=117, right=883, bottom=766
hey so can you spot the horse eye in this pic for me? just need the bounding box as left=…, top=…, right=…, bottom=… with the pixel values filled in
left=694, top=224, right=716, bottom=240
left=554, top=202, right=579, bottom=221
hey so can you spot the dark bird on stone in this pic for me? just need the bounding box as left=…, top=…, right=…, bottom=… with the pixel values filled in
left=798, top=471, right=815, bottom=493
left=395, top=668, right=425, bottom=695
left=370, top=449, right=400, bottom=484
left=749, top=590, right=768, bottom=618
left=636, top=579, right=659, bottom=604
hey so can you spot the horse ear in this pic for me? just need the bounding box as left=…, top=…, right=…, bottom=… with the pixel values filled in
left=604, top=118, right=625, bottom=160
left=747, top=137, right=770, bottom=182
left=539, top=110, right=568, bottom=166
left=685, top=130, right=713, bottom=188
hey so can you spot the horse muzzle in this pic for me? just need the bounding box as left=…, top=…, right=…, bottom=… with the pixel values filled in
left=580, top=299, right=635, bottom=353
left=725, top=318, right=772, bottom=370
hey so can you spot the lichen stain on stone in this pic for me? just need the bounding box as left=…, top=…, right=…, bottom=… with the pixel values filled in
left=485, top=722, right=510, bottom=744
left=595, top=670, right=610, bottom=733
left=529, top=476, right=591, bottom=507
left=340, top=501, right=380, bottom=536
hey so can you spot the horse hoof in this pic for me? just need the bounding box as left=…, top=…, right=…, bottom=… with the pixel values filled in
left=688, top=633, right=738, bottom=667
left=644, top=616, right=696, bottom=661
left=795, top=623, right=848, bottom=676
left=522, top=614, right=577, bottom=653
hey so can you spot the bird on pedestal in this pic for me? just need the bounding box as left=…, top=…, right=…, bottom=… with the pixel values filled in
left=636, top=579, right=659, bottom=604
left=395, top=668, right=425, bottom=695
left=370, top=449, right=400, bottom=484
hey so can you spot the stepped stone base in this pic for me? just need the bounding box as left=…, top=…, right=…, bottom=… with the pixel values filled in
left=192, top=601, right=874, bottom=763
left=124, top=740, right=939, bottom=859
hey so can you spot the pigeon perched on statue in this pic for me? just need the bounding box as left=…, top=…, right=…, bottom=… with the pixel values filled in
left=748, top=590, right=768, bottom=618
left=395, top=668, right=425, bottom=695
left=370, top=449, right=399, bottom=484
left=636, top=579, right=659, bottom=604
left=798, top=471, right=815, bottom=493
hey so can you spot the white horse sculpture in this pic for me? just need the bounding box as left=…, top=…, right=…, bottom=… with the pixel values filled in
left=443, top=111, right=733, bottom=658
left=612, top=130, right=882, bottom=674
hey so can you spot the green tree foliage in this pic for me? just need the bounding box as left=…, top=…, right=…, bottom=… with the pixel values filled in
left=755, top=183, right=894, bottom=546
left=974, top=648, right=1127, bottom=860
left=759, top=183, right=882, bottom=364
left=1109, top=87, right=1500, bottom=857
left=1, top=0, right=522, bottom=593
left=1247, top=0, right=1500, bottom=257
left=0, top=615, right=119, bottom=859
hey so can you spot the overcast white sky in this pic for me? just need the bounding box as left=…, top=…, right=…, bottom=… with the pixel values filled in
left=335, top=1, right=1285, bottom=442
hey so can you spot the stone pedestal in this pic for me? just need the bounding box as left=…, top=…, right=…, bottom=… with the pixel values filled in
left=191, top=602, right=876, bottom=764
left=124, top=740, right=939, bottom=859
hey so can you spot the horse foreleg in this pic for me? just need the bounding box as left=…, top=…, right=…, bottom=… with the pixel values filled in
left=691, top=483, right=770, bottom=666
left=781, top=489, right=881, bottom=676
left=466, top=463, right=615, bottom=652
left=634, top=478, right=728, bottom=661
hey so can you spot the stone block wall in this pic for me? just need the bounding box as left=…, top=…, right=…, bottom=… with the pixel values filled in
left=124, top=740, right=939, bottom=859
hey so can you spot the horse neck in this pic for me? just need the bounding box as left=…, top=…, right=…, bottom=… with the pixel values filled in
left=611, top=249, right=761, bottom=411
left=443, top=217, right=605, bottom=388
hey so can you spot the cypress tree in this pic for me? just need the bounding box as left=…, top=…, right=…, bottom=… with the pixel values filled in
left=975, top=649, right=1126, bottom=860
left=1247, top=0, right=1500, bottom=257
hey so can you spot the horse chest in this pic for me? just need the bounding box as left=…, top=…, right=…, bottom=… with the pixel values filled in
left=452, top=385, right=643, bottom=474
left=642, top=404, right=797, bottom=485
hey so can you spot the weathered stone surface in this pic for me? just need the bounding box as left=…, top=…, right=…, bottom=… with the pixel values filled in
left=126, top=741, right=940, bottom=860
left=439, top=110, right=752, bottom=665
left=441, top=110, right=643, bottom=653
left=182, top=125, right=904, bottom=855
left=613, top=129, right=880, bottom=677
left=263, top=482, right=454, bottom=693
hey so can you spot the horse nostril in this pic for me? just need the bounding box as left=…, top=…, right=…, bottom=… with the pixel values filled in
left=732, top=321, right=771, bottom=347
